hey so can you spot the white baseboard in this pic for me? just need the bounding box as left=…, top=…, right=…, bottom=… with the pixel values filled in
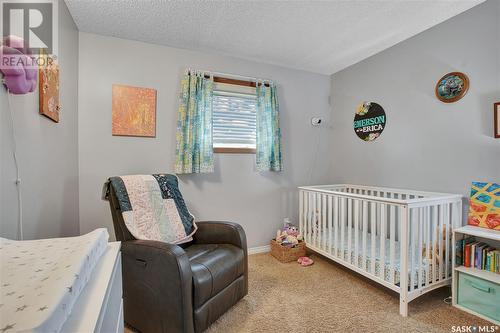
left=248, top=245, right=271, bottom=255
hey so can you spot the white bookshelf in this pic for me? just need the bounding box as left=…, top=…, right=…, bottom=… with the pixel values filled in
left=454, top=225, right=500, bottom=242
left=452, top=226, right=500, bottom=325
left=455, top=266, right=500, bottom=284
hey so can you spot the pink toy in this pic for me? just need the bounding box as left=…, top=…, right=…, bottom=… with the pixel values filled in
left=0, top=36, right=37, bottom=94
left=297, top=256, right=314, bottom=267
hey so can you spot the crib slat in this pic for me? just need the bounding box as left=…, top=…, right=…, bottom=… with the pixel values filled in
left=371, top=202, right=376, bottom=275
left=314, top=193, right=319, bottom=248
left=425, top=206, right=431, bottom=287
left=320, top=193, right=324, bottom=248
left=444, top=203, right=450, bottom=279
left=316, top=193, right=322, bottom=249
left=410, top=209, right=417, bottom=291
left=418, top=207, right=423, bottom=289
left=362, top=201, right=368, bottom=271
left=400, top=205, right=409, bottom=316
left=328, top=195, right=333, bottom=254
left=304, top=192, right=308, bottom=243
left=354, top=200, right=359, bottom=267
left=432, top=205, right=437, bottom=284
left=311, top=192, right=315, bottom=246
left=379, top=203, right=386, bottom=280
left=389, top=205, right=396, bottom=284
left=308, top=192, right=313, bottom=244
left=323, top=194, right=327, bottom=250
left=438, top=204, right=444, bottom=280
left=340, top=197, right=346, bottom=261
left=347, top=198, right=352, bottom=264
left=334, top=196, right=339, bottom=257
left=307, top=192, right=312, bottom=243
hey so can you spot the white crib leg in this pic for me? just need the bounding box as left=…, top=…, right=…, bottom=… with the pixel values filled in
left=399, top=295, right=408, bottom=317
left=400, top=205, right=409, bottom=317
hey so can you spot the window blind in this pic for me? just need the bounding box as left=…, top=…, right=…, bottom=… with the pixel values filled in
left=213, top=90, right=257, bottom=149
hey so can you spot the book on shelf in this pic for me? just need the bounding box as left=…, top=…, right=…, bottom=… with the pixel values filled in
left=455, top=236, right=499, bottom=274
left=464, top=242, right=471, bottom=267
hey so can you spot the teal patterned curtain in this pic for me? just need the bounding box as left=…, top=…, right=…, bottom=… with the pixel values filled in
left=256, top=83, right=283, bottom=172
left=175, top=72, right=214, bottom=174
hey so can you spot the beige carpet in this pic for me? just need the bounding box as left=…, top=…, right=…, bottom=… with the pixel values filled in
left=125, top=253, right=491, bottom=333
left=205, top=253, right=490, bottom=333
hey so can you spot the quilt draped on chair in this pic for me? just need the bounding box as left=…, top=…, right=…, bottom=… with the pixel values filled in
left=107, top=174, right=196, bottom=244
left=175, top=71, right=214, bottom=174
left=256, top=82, right=283, bottom=172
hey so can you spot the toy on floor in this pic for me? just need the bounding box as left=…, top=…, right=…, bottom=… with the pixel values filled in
left=297, top=256, right=314, bottom=266
left=275, top=224, right=303, bottom=248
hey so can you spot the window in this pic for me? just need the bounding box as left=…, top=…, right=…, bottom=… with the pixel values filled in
left=213, top=81, right=257, bottom=153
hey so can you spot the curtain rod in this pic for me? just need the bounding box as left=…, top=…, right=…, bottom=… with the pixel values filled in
left=186, top=68, right=273, bottom=84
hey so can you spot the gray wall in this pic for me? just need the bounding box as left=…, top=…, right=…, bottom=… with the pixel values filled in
left=329, top=0, right=500, bottom=211
left=78, top=33, right=332, bottom=247
left=0, top=0, right=79, bottom=239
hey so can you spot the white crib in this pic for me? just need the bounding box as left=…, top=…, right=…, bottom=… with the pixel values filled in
left=299, top=184, right=462, bottom=316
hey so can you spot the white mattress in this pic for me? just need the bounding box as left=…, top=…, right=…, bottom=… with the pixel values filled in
left=0, top=229, right=109, bottom=333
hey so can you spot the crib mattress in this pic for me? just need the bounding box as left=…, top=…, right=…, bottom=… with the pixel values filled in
left=0, top=228, right=109, bottom=333
left=309, top=228, right=446, bottom=286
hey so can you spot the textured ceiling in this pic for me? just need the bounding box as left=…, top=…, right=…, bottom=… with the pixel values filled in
left=65, top=0, right=484, bottom=75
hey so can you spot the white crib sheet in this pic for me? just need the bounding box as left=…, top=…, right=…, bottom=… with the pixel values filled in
left=0, top=229, right=109, bottom=333
left=310, top=228, right=446, bottom=286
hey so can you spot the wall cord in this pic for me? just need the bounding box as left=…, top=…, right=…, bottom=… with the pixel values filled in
left=6, top=89, right=24, bottom=240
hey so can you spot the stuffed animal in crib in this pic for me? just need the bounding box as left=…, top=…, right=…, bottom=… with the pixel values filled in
left=422, top=226, right=451, bottom=265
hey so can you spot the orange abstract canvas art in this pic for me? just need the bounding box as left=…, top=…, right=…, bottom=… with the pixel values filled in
left=112, top=85, right=157, bottom=137
left=39, top=52, right=61, bottom=122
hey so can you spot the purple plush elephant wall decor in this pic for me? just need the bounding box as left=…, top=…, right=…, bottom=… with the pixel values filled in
left=0, top=36, right=38, bottom=94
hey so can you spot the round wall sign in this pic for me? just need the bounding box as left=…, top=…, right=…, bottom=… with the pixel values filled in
left=354, top=102, right=386, bottom=142
left=435, top=72, right=469, bottom=103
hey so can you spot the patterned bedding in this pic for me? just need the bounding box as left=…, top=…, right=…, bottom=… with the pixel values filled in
left=0, top=229, right=108, bottom=333
left=309, top=228, right=448, bottom=286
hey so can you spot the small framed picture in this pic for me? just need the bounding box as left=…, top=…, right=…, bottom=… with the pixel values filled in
left=495, top=102, right=500, bottom=138
left=435, top=72, right=469, bottom=103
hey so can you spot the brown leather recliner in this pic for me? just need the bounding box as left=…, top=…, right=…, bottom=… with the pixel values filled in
left=105, top=184, right=248, bottom=333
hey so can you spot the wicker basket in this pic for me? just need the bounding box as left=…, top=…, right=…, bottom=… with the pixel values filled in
left=270, top=239, right=306, bottom=263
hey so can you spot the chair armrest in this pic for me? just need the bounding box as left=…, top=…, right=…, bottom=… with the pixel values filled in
left=121, top=240, right=194, bottom=333
left=193, top=221, right=247, bottom=250
left=193, top=221, right=249, bottom=297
